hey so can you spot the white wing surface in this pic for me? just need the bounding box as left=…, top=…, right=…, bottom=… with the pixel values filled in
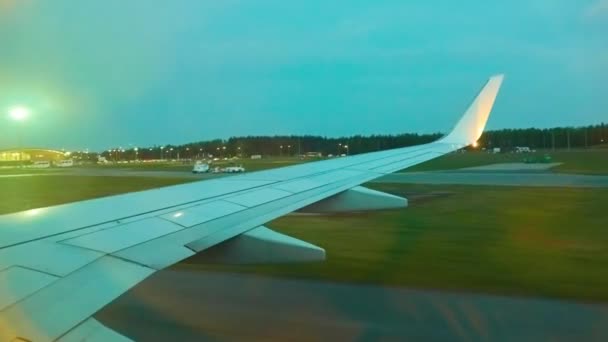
left=0, top=75, right=503, bottom=341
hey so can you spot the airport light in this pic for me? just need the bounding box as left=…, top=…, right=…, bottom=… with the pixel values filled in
left=8, top=106, right=30, bottom=122
left=8, top=106, right=31, bottom=161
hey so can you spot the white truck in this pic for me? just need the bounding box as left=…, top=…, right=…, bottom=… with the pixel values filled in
left=192, top=162, right=210, bottom=173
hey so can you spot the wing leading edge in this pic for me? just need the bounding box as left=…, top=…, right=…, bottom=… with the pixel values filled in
left=0, top=75, right=504, bottom=341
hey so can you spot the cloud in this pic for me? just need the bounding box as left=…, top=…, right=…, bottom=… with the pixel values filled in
left=584, top=0, right=608, bottom=17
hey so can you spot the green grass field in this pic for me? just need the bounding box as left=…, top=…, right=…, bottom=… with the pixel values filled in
left=184, top=183, right=608, bottom=302
left=1, top=168, right=607, bottom=302
left=0, top=176, right=195, bottom=214
left=405, top=149, right=608, bottom=174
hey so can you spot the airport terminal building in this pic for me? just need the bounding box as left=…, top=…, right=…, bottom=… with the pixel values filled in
left=0, top=148, right=67, bottom=162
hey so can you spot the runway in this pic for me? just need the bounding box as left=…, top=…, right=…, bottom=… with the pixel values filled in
left=375, top=172, right=608, bottom=188
left=3, top=167, right=608, bottom=188
left=97, top=269, right=608, bottom=341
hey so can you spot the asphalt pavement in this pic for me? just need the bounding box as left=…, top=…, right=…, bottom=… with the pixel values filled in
left=375, top=172, right=608, bottom=188
left=97, top=270, right=608, bottom=341
left=3, top=167, right=608, bottom=188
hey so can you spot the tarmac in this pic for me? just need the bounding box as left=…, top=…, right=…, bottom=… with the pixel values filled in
left=376, top=172, right=608, bottom=188
left=97, top=269, right=608, bottom=341
left=3, top=165, right=608, bottom=188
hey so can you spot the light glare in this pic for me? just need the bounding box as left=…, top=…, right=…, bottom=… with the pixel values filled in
left=8, top=106, right=31, bottom=121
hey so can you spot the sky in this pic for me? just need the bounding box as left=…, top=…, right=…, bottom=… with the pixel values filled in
left=0, top=0, right=606, bottom=151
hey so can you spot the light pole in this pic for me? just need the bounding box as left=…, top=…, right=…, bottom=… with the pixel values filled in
left=344, top=144, right=349, bottom=155
left=160, top=146, right=164, bottom=160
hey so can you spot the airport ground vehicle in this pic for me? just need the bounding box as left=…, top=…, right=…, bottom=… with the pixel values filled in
left=223, top=165, right=245, bottom=173
left=54, top=160, right=74, bottom=168
left=28, top=160, right=51, bottom=168
left=192, top=163, right=210, bottom=173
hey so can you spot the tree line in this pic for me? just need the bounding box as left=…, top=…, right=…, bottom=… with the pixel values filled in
left=99, top=123, right=607, bottom=160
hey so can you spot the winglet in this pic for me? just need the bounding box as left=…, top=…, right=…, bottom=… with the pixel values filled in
left=441, top=74, right=504, bottom=146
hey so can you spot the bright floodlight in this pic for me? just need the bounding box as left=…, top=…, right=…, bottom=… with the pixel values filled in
left=8, top=106, right=31, bottom=121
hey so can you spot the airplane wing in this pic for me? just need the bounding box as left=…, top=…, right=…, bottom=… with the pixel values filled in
left=0, top=75, right=504, bottom=341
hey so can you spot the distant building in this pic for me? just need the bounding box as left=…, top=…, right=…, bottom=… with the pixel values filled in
left=250, top=154, right=262, bottom=160
left=0, top=148, right=67, bottom=163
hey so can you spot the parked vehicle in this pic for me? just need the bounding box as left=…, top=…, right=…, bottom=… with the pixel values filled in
left=223, top=165, right=245, bottom=173
left=192, top=162, right=210, bottom=173
left=29, top=161, right=51, bottom=169
left=54, top=159, right=74, bottom=168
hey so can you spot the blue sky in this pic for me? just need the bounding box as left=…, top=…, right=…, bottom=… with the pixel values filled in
left=0, top=0, right=606, bottom=150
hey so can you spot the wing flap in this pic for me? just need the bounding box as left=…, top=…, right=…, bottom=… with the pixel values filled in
left=0, top=256, right=153, bottom=342
left=0, top=267, right=58, bottom=312
left=58, top=318, right=133, bottom=342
